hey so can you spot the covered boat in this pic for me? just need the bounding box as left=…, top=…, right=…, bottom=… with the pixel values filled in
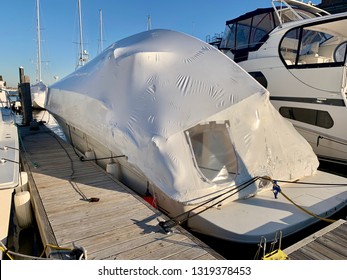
left=31, top=81, right=47, bottom=109
left=46, top=29, right=347, bottom=243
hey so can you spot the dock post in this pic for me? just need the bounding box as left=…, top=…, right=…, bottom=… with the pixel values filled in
left=18, top=67, right=33, bottom=126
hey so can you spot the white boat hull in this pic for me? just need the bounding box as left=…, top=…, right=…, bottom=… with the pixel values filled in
left=31, top=81, right=47, bottom=109
left=46, top=29, right=347, bottom=244
left=55, top=116, right=347, bottom=243
left=188, top=171, right=347, bottom=243
left=0, top=188, right=14, bottom=259
left=0, top=108, right=20, bottom=259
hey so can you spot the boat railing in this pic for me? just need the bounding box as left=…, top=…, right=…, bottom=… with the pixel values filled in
left=272, top=0, right=303, bottom=26
left=272, top=0, right=330, bottom=26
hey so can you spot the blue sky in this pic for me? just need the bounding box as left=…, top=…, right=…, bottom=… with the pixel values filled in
left=0, top=0, right=320, bottom=87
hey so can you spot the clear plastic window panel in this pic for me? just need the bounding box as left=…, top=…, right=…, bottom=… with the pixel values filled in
left=186, top=121, right=238, bottom=184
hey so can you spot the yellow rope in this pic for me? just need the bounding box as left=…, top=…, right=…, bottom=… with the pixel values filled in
left=39, top=243, right=74, bottom=258
left=280, top=190, right=337, bottom=223
left=263, top=176, right=337, bottom=224
left=1, top=241, right=81, bottom=260
left=0, top=246, right=14, bottom=260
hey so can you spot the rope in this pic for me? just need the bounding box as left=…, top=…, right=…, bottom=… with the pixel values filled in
left=280, top=191, right=336, bottom=223
left=261, top=176, right=347, bottom=186
left=20, top=128, right=99, bottom=202
left=264, top=177, right=338, bottom=223
left=0, top=240, right=87, bottom=260
left=159, top=175, right=340, bottom=232
left=18, top=131, right=39, bottom=168
left=0, top=241, right=14, bottom=260
left=41, top=243, right=87, bottom=260
left=0, top=145, right=20, bottom=151
left=159, top=176, right=259, bottom=232
left=80, top=155, right=126, bottom=162
left=48, top=131, right=99, bottom=203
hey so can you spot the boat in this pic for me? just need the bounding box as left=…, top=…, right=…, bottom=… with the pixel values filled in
left=0, top=75, right=8, bottom=107
left=0, top=91, right=7, bottom=109
left=46, top=29, right=347, bottom=243
left=0, top=93, right=28, bottom=259
left=31, top=0, right=47, bottom=109
left=216, top=0, right=347, bottom=165
left=31, top=81, right=47, bottom=109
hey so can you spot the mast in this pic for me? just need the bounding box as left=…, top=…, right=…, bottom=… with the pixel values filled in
left=77, top=0, right=84, bottom=67
left=147, top=15, right=151, bottom=31
left=77, top=0, right=88, bottom=68
left=36, top=0, right=42, bottom=82
left=98, top=9, right=103, bottom=53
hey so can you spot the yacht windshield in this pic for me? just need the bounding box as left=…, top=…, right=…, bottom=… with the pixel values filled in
left=220, top=8, right=279, bottom=53
left=219, top=4, right=321, bottom=57
left=280, top=17, right=347, bottom=67
left=185, top=121, right=238, bottom=184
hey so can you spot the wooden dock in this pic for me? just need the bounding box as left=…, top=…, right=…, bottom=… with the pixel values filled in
left=19, top=125, right=223, bottom=260
left=284, top=219, right=347, bottom=260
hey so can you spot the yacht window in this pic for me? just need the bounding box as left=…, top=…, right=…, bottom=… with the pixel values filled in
left=280, top=29, right=300, bottom=65
left=279, top=107, right=334, bottom=129
left=185, top=121, right=238, bottom=184
left=280, top=18, right=347, bottom=67
left=334, top=41, right=347, bottom=62
left=250, top=12, right=276, bottom=48
left=219, top=9, right=276, bottom=53
left=236, top=22, right=251, bottom=50
left=220, top=23, right=236, bottom=50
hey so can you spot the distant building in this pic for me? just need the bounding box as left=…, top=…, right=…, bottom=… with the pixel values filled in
left=318, top=0, right=347, bottom=13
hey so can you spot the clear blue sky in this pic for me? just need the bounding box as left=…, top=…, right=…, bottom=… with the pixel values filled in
left=0, top=0, right=320, bottom=87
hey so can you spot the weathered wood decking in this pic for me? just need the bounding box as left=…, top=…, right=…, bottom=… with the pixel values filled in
left=284, top=219, right=347, bottom=260
left=19, top=125, right=223, bottom=260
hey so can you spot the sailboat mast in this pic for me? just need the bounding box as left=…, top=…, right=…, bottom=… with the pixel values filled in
left=147, top=15, right=151, bottom=31
left=36, top=0, right=42, bottom=82
left=98, top=9, right=103, bottom=53
left=77, top=0, right=84, bottom=67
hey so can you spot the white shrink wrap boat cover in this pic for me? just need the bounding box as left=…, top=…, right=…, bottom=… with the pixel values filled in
left=46, top=29, right=319, bottom=203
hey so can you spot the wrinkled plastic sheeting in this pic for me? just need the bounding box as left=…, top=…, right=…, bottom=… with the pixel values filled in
left=46, top=29, right=319, bottom=203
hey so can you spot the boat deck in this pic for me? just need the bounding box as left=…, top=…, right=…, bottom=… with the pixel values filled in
left=19, top=125, right=223, bottom=260
left=284, top=219, right=347, bottom=260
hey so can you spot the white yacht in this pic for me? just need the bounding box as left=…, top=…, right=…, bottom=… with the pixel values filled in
left=217, top=0, right=347, bottom=165
left=46, top=29, right=347, bottom=243
left=31, top=81, right=47, bottom=109
left=0, top=94, right=28, bottom=259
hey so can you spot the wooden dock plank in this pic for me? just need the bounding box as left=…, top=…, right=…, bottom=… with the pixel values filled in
left=163, top=246, right=209, bottom=260
left=306, top=241, right=345, bottom=259
left=94, top=231, right=189, bottom=260
left=285, top=250, right=312, bottom=260
left=323, top=231, right=347, bottom=249
left=315, top=236, right=347, bottom=258
left=19, top=126, right=222, bottom=260
left=62, top=220, right=159, bottom=253
left=284, top=219, right=347, bottom=260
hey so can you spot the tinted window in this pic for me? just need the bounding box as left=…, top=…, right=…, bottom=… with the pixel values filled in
left=279, top=107, right=334, bottom=128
